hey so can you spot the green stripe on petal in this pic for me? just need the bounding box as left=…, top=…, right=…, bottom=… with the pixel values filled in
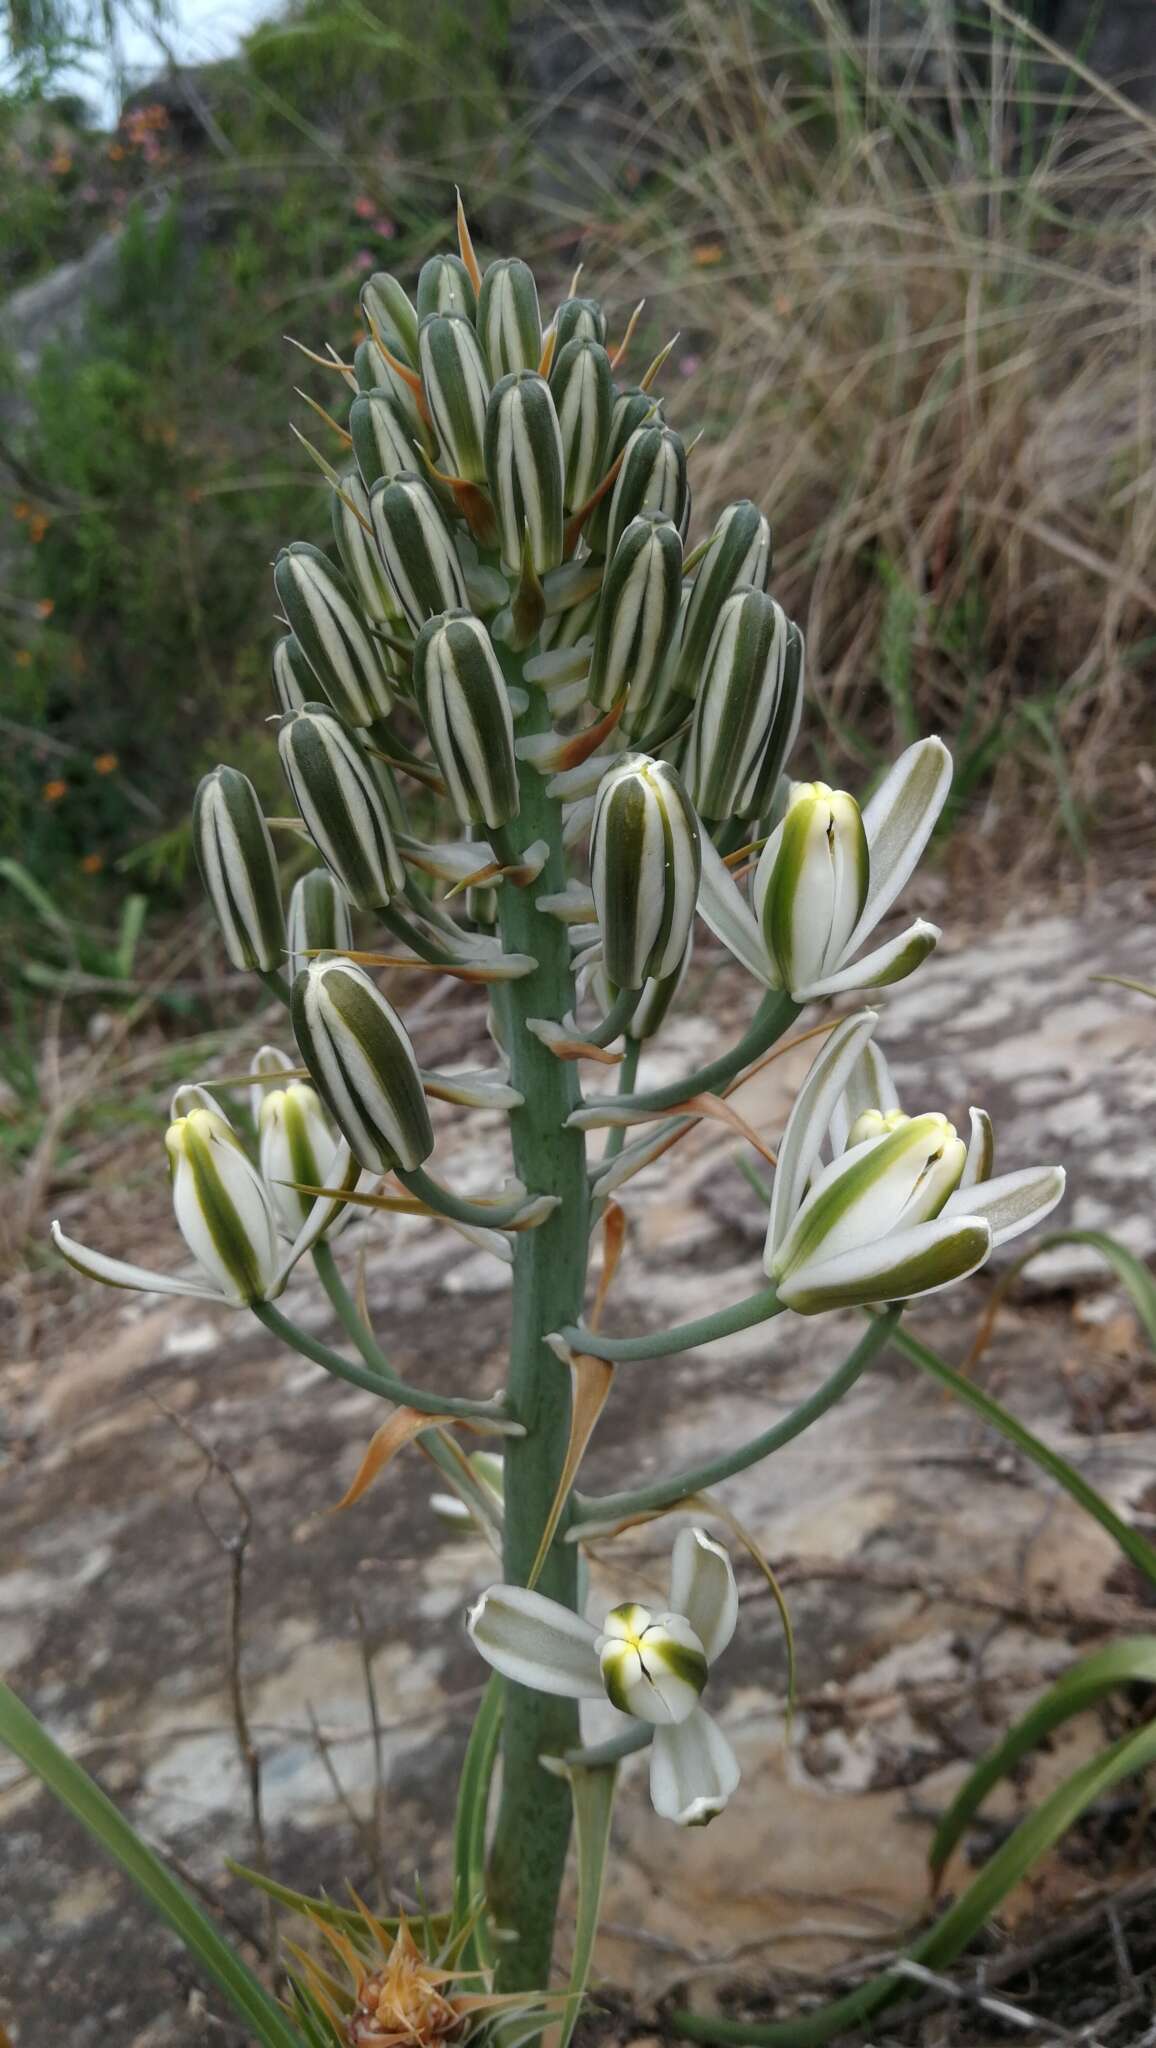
left=777, top=1216, right=993, bottom=1315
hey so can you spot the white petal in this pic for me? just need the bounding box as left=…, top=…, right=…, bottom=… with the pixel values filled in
left=696, top=832, right=777, bottom=988
left=764, top=1010, right=879, bottom=1271
left=828, top=1040, right=901, bottom=1155
left=271, top=1143, right=364, bottom=1290
left=467, top=1585, right=603, bottom=1698
left=960, top=1107, right=995, bottom=1189
left=50, top=1221, right=224, bottom=1301
left=851, top=737, right=952, bottom=947
left=795, top=918, right=939, bottom=1000
left=777, top=1215, right=992, bottom=1315
left=650, top=1707, right=741, bottom=1826
left=941, top=1164, right=1065, bottom=1248
left=668, top=1527, right=739, bottom=1664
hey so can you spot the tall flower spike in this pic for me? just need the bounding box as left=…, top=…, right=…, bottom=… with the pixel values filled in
left=278, top=703, right=406, bottom=911
left=192, top=765, right=285, bottom=974
left=292, top=957, right=434, bottom=1175
left=412, top=609, right=519, bottom=829
left=697, top=736, right=952, bottom=999
left=468, top=1526, right=741, bottom=1825
left=274, top=541, right=394, bottom=724
left=590, top=754, right=702, bottom=991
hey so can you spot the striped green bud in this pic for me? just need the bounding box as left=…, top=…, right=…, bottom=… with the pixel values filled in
left=605, top=422, right=690, bottom=560
left=412, top=609, right=519, bottom=829
left=477, top=257, right=542, bottom=379
left=670, top=499, right=772, bottom=700
left=259, top=1080, right=337, bottom=1236
left=416, top=252, right=477, bottom=323
left=271, top=633, right=313, bottom=716
left=587, top=511, right=683, bottom=731
left=418, top=312, right=490, bottom=485
left=331, top=475, right=403, bottom=629
left=598, top=1604, right=707, bottom=1724
left=354, top=338, right=423, bottom=432
left=292, top=957, right=434, bottom=1174
left=590, top=754, right=702, bottom=989
left=590, top=933, right=691, bottom=1043
left=278, top=704, right=405, bottom=911
left=550, top=338, right=613, bottom=512
left=166, top=1107, right=281, bottom=1305
left=682, top=590, right=798, bottom=820
left=552, top=296, right=607, bottom=354
left=350, top=388, right=420, bottom=490
left=274, top=542, right=393, bottom=725
left=484, top=370, right=565, bottom=574
left=584, top=387, right=657, bottom=554
left=193, top=766, right=285, bottom=973
left=286, top=866, right=353, bottom=983
left=369, top=471, right=468, bottom=632
left=360, top=270, right=420, bottom=366
left=754, top=781, right=869, bottom=993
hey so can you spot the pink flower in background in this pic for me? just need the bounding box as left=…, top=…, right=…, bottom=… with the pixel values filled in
left=374, top=216, right=396, bottom=240
left=353, top=194, right=376, bottom=219
left=355, top=250, right=374, bottom=272
left=678, top=354, right=702, bottom=378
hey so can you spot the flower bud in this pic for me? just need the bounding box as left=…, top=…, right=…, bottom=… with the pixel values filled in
left=292, top=958, right=434, bottom=1174
left=587, top=511, right=683, bottom=730
left=483, top=370, right=565, bottom=575
left=477, top=257, right=543, bottom=379
left=418, top=312, right=490, bottom=485
left=754, top=781, right=869, bottom=994
left=589, top=934, right=692, bottom=1043
left=258, top=1079, right=337, bottom=1235
left=248, top=1043, right=296, bottom=1130
left=412, top=610, right=519, bottom=829
left=192, top=766, right=285, bottom=973
left=549, top=337, right=613, bottom=512
left=590, top=754, right=702, bottom=989
left=331, top=476, right=404, bottom=630
left=271, top=633, right=313, bottom=716
left=286, top=865, right=353, bottom=984
left=682, top=590, right=800, bottom=820
left=583, top=388, right=657, bottom=554
left=360, top=270, right=420, bottom=365
left=349, top=388, right=421, bottom=491
left=274, top=542, right=394, bottom=725
left=552, top=295, right=607, bottom=354
left=597, top=1604, right=708, bottom=1725
left=604, top=422, right=690, bottom=560
left=416, top=252, right=477, bottom=323
left=165, top=1107, right=281, bottom=1305
left=354, top=337, right=423, bottom=432
left=670, top=499, right=772, bottom=700
left=278, top=705, right=405, bottom=910
left=369, top=472, right=468, bottom=632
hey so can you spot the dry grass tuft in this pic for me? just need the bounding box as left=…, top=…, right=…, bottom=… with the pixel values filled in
left=547, top=0, right=1156, bottom=867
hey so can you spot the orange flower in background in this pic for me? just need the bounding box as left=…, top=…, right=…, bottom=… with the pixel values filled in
left=80, top=853, right=104, bottom=875
left=691, top=242, right=724, bottom=266
left=42, top=778, right=67, bottom=804
left=108, top=142, right=125, bottom=161
left=29, top=513, right=49, bottom=542
left=13, top=501, right=29, bottom=522
left=50, top=151, right=73, bottom=176
left=14, top=650, right=32, bottom=668
left=93, top=752, right=119, bottom=775
left=36, top=597, right=55, bottom=617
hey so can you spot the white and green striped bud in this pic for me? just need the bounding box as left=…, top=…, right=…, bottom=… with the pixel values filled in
left=271, top=633, right=313, bottom=716
left=671, top=500, right=772, bottom=700
left=258, top=1079, right=337, bottom=1236
left=369, top=472, right=468, bottom=632
left=274, top=542, right=394, bottom=725
left=412, top=609, right=519, bottom=829
left=360, top=270, right=420, bottom=366
left=192, top=766, right=285, bottom=973
left=416, top=252, right=477, bottom=323
left=286, top=865, right=353, bottom=984
left=587, top=511, right=683, bottom=730
left=331, top=475, right=403, bottom=630
left=477, top=258, right=542, bottom=379
left=278, top=704, right=405, bottom=911
left=292, top=957, right=434, bottom=1175
left=354, top=338, right=423, bottom=432
left=682, top=590, right=799, bottom=820
left=597, top=1604, right=708, bottom=1725
left=590, top=754, right=702, bottom=990
left=349, top=389, right=420, bottom=491
left=483, top=371, right=565, bottom=575
left=604, top=421, right=690, bottom=560
left=165, top=1107, right=281, bottom=1305
left=552, top=295, right=607, bottom=354
left=550, top=338, right=613, bottom=512
left=418, top=312, right=490, bottom=485
left=754, top=781, right=869, bottom=994
left=584, top=387, right=657, bottom=554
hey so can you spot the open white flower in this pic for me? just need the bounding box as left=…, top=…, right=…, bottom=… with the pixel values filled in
left=764, top=1012, right=1065, bottom=1314
left=697, top=736, right=951, bottom=1000
left=468, top=1526, right=741, bottom=1826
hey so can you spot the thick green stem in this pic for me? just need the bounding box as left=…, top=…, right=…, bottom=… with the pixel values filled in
left=487, top=673, right=590, bottom=1992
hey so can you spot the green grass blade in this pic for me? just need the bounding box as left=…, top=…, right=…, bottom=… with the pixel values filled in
left=451, top=1675, right=502, bottom=1970
left=879, top=1316, right=1156, bottom=1587
left=0, top=855, right=75, bottom=948
left=930, top=1635, right=1156, bottom=1883
left=552, top=1756, right=618, bottom=2048
left=996, top=1229, right=1156, bottom=1349
left=674, top=1718, right=1156, bottom=2045
left=114, top=891, right=150, bottom=980
left=0, top=1683, right=303, bottom=2048
left=227, top=1862, right=452, bottom=1942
